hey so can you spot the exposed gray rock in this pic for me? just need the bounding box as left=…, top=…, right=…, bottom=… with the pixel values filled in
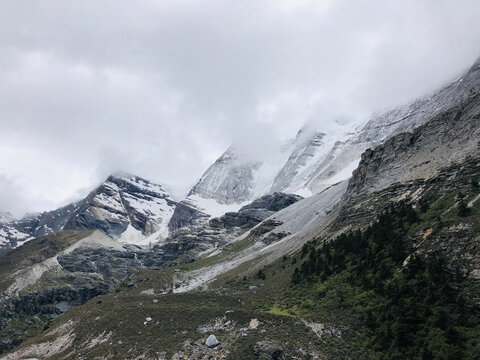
left=209, top=210, right=268, bottom=230
left=205, top=334, right=219, bottom=348
left=162, top=193, right=301, bottom=266
left=209, top=193, right=302, bottom=230
left=347, top=92, right=480, bottom=198
left=253, top=341, right=283, bottom=359
left=65, top=174, right=176, bottom=240
left=240, top=192, right=303, bottom=213
left=1, top=174, right=177, bottom=250
left=168, top=200, right=210, bottom=233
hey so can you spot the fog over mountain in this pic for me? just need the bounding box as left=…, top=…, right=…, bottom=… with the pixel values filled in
left=1, top=0, right=480, bottom=216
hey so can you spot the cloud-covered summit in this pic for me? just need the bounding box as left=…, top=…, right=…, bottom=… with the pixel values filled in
left=1, top=0, right=480, bottom=216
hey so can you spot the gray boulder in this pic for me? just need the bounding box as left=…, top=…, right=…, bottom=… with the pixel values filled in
left=205, top=334, right=219, bottom=348
left=253, top=341, right=283, bottom=359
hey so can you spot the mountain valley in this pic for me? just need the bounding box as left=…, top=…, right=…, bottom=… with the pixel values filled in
left=0, top=58, right=480, bottom=359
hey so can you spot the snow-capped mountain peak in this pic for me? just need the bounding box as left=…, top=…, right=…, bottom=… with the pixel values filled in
left=182, top=56, right=480, bottom=213
left=65, top=174, right=177, bottom=246
left=0, top=174, right=178, bottom=250
left=0, top=211, right=15, bottom=222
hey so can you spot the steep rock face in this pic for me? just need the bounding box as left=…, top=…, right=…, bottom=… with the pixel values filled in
left=188, top=57, right=480, bottom=204
left=163, top=193, right=302, bottom=262
left=189, top=147, right=259, bottom=204
left=240, top=192, right=303, bottom=213
left=188, top=128, right=354, bottom=205
left=0, top=175, right=177, bottom=250
left=347, top=92, right=480, bottom=197
left=316, top=151, right=480, bottom=309
left=167, top=200, right=210, bottom=233
left=270, top=131, right=326, bottom=193
left=270, top=125, right=360, bottom=196
left=209, top=192, right=302, bottom=230
left=65, top=175, right=177, bottom=244
left=355, top=57, right=480, bottom=146
left=306, top=57, right=480, bottom=193
left=64, top=180, right=128, bottom=237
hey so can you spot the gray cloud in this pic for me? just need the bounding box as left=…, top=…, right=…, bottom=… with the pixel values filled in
left=0, top=0, right=480, bottom=216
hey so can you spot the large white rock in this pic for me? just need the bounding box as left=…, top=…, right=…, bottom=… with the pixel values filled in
left=205, top=334, right=219, bottom=348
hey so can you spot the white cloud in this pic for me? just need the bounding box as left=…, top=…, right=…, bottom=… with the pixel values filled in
left=0, top=0, right=479, bottom=216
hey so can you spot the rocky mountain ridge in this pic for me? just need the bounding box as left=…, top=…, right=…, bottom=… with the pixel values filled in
left=0, top=174, right=177, bottom=251
left=5, top=85, right=479, bottom=358
left=0, top=191, right=303, bottom=355
left=348, top=91, right=480, bottom=197
left=3, top=58, right=477, bottom=253
left=1, top=57, right=480, bottom=359
left=187, top=57, right=480, bottom=207
left=0, top=203, right=79, bottom=250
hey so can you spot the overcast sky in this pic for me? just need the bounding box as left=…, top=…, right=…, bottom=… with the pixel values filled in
left=1, top=0, right=480, bottom=217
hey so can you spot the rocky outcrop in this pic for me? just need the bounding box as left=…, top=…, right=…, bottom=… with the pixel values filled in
left=347, top=92, right=480, bottom=198
left=253, top=341, right=283, bottom=359
left=64, top=179, right=129, bottom=237
left=321, top=149, right=480, bottom=249
left=210, top=193, right=302, bottom=230
left=167, top=200, right=210, bottom=233
left=161, top=192, right=302, bottom=263
left=240, top=192, right=303, bottom=213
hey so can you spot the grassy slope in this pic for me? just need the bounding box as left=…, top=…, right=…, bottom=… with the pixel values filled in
left=7, top=235, right=373, bottom=359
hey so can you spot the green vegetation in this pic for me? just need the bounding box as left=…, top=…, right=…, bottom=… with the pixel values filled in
left=4, top=170, right=480, bottom=358
left=257, top=269, right=266, bottom=280
left=286, top=201, right=480, bottom=359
